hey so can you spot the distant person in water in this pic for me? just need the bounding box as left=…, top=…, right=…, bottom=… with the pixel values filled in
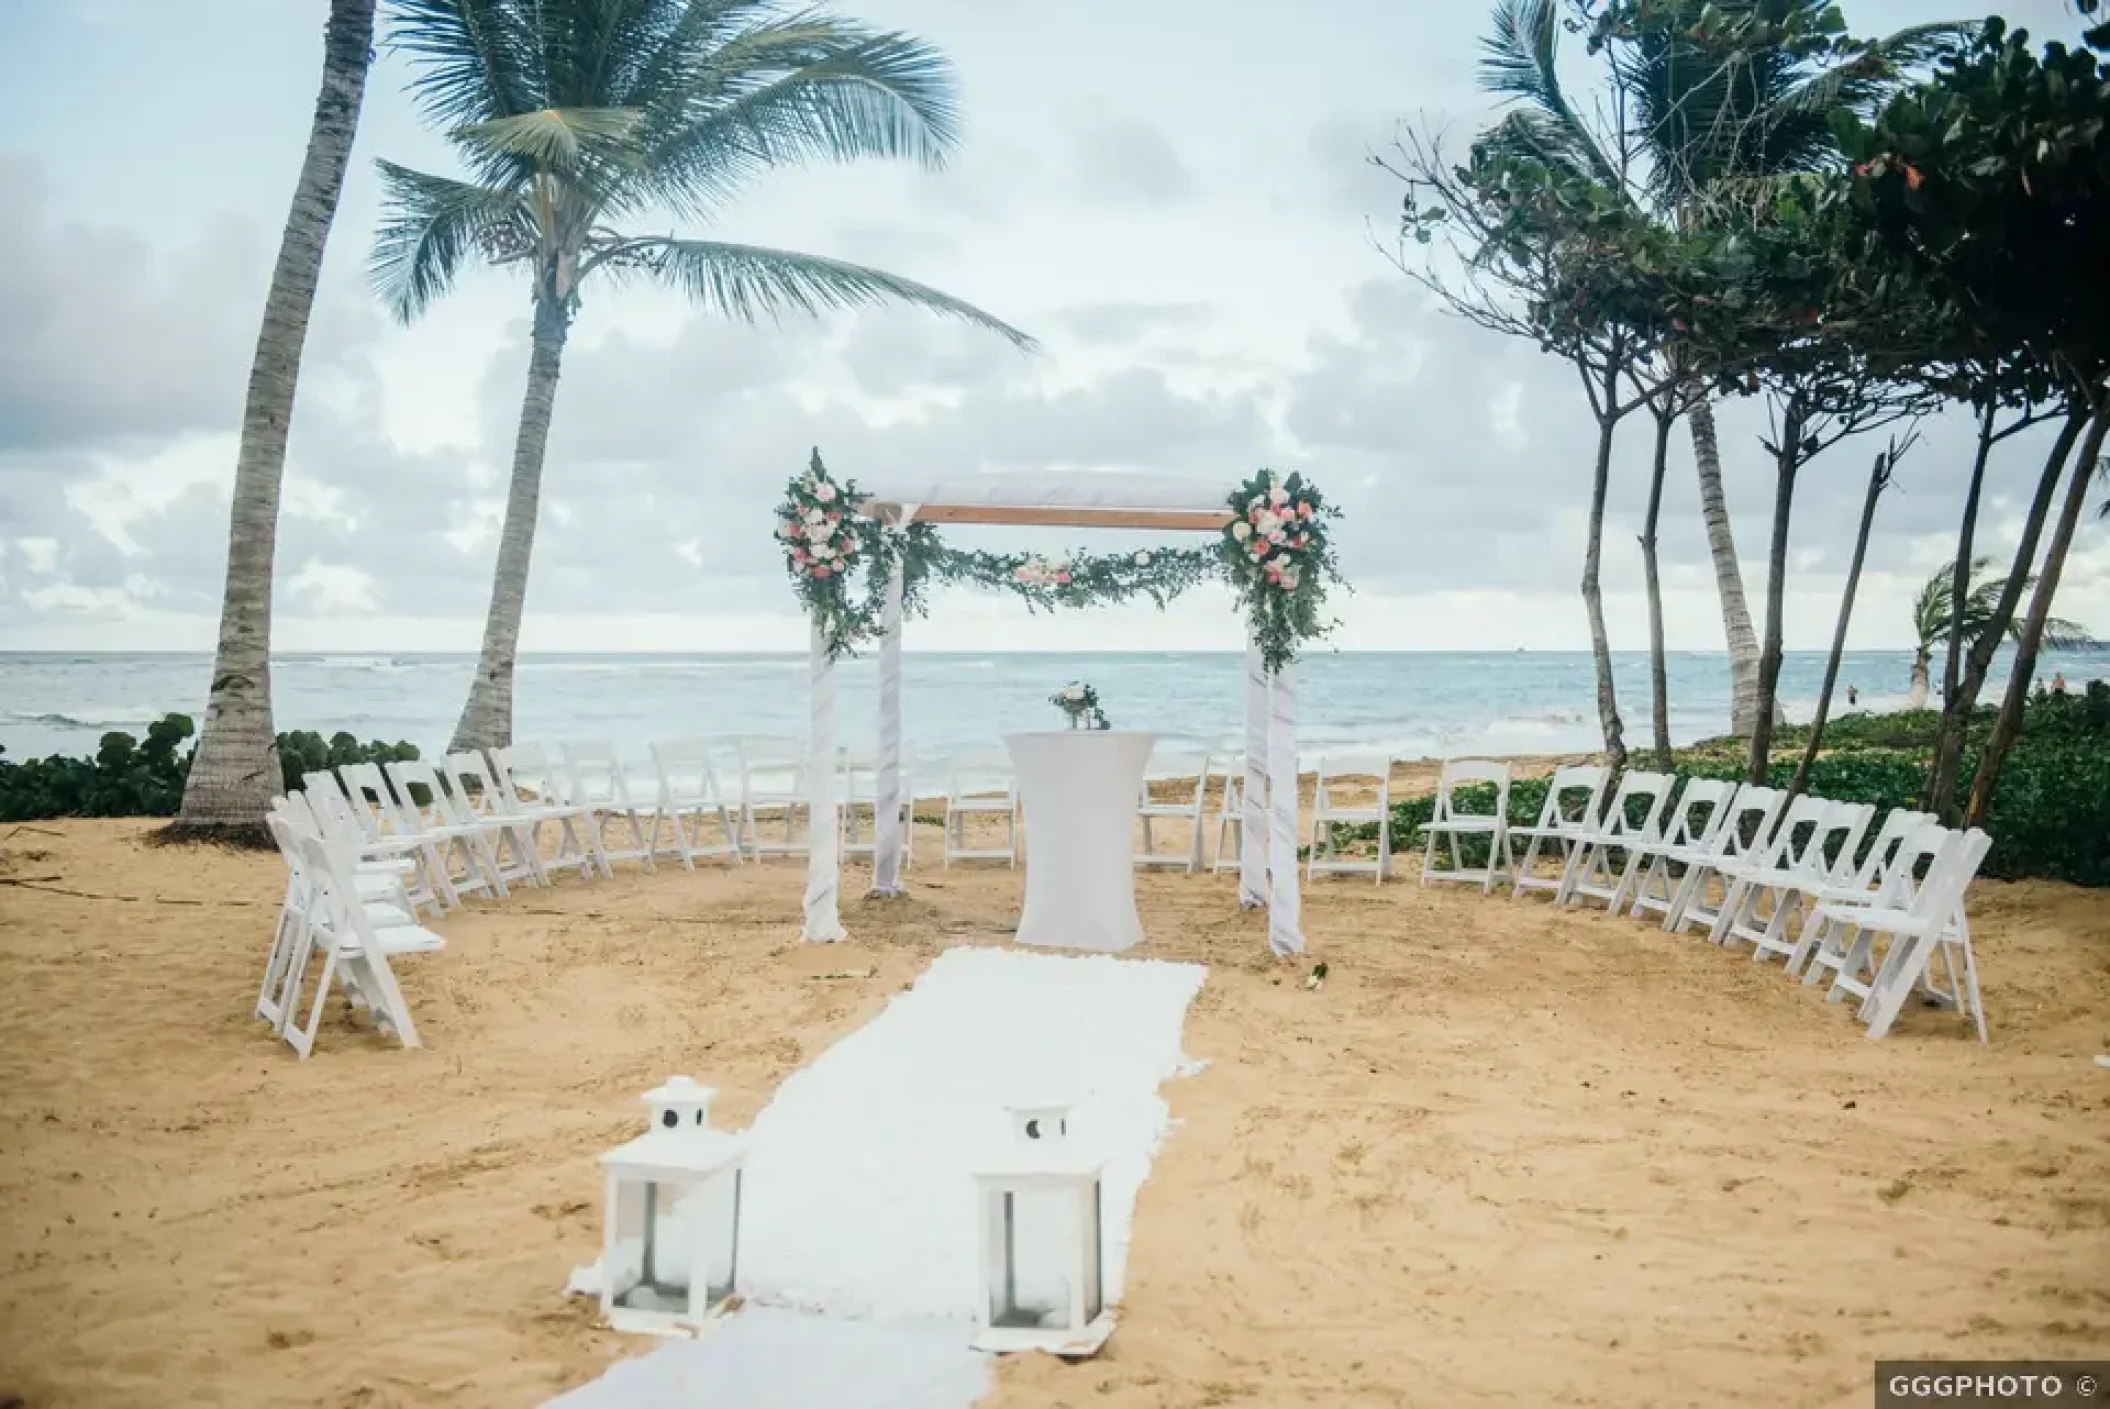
left=1847, top=684, right=1859, bottom=707
left=2052, top=672, right=2069, bottom=695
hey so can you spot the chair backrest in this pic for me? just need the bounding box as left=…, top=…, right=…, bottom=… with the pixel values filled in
left=1142, top=748, right=1213, bottom=806
left=445, top=751, right=503, bottom=823
left=734, top=735, right=808, bottom=797
left=1844, top=807, right=1933, bottom=893
left=561, top=740, right=642, bottom=807
left=1661, top=777, right=1735, bottom=851
left=949, top=750, right=1015, bottom=801
left=839, top=750, right=908, bottom=804
left=1433, top=759, right=1511, bottom=823
left=499, top=742, right=561, bottom=803
left=1869, top=823, right=1951, bottom=911
left=652, top=738, right=727, bottom=804
left=1807, top=800, right=1877, bottom=883
left=1713, top=784, right=1787, bottom=861
left=1530, top=764, right=1609, bottom=832
left=386, top=757, right=468, bottom=830
left=299, top=770, right=364, bottom=840
left=1598, top=770, right=1675, bottom=841
left=1910, top=827, right=1992, bottom=926
left=1753, top=793, right=1835, bottom=874
left=336, top=761, right=401, bottom=837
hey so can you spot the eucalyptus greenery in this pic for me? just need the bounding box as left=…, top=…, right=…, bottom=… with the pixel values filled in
left=777, top=456, right=1345, bottom=668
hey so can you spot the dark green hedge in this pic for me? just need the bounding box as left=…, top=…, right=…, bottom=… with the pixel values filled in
left=0, top=713, right=420, bottom=823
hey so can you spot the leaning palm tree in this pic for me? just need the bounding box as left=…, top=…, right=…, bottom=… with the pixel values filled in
left=1906, top=557, right=2091, bottom=709
left=174, top=0, right=378, bottom=838
left=377, top=0, right=1035, bottom=753
left=1477, top=0, right=1962, bottom=737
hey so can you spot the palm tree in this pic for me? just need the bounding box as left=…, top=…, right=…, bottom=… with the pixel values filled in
left=376, top=0, right=1035, bottom=754
left=174, top=0, right=378, bottom=838
left=1478, top=0, right=1960, bottom=738
left=1906, top=557, right=2090, bottom=709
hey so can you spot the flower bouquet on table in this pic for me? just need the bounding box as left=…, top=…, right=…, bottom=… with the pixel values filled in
left=1050, top=682, right=1110, bottom=730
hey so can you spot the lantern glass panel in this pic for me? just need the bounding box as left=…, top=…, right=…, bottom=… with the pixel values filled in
left=695, top=1167, right=742, bottom=1305
left=1082, top=1183, right=1103, bottom=1323
left=611, top=1178, right=692, bottom=1316
left=984, top=1185, right=1085, bottom=1330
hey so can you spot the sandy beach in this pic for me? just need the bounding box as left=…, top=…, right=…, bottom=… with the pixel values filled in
left=2, top=782, right=2107, bottom=1408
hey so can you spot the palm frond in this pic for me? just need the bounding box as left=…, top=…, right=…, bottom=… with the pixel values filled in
left=454, top=106, right=648, bottom=172
left=1781, top=22, right=1975, bottom=121
left=627, top=19, right=961, bottom=218
left=386, top=0, right=547, bottom=127
left=369, top=160, right=534, bottom=323
left=614, top=236, right=1035, bottom=349
left=1477, top=0, right=1624, bottom=190
left=2040, top=618, right=2101, bottom=650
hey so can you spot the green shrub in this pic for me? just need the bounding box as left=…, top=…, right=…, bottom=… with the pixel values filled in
left=0, top=714, right=195, bottom=821
left=0, top=713, right=422, bottom=822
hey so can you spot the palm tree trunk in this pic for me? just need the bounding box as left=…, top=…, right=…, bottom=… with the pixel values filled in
left=1689, top=395, right=1764, bottom=738
left=1964, top=404, right=2110, bottom=827
left=1746, top=400, right=1805, bottom=785
left=1640, top=407, right=1676, bottom=771
left=1905, top=650, right=1930, bottom=710
left=448, top=292, right=574, bottom=754
left=1583, top=361, right=1629, bottom=773
left=1928, top=410, right=2084, bottom=819
left=1791, top=450, right=1888, bottom=798
left=1941, top=404, right=1997, bottom=708
left=174, top=0, right=376, bottom=837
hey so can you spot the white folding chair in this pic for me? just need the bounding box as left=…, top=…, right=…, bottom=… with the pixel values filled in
left=1136, top=745, right=1213, bottom=873
left=1559, top=770, right=1676, bottom=909
left=649, top=738, right=743, bottom=870
left=488, top=745, right=613, bottom=881
left=275, top=835, right=445, bottom=1059
left=1419, top=759, right=1512, bottom=892
left=1765, top=807, right=1935, bottom=970
left=1713, top=798, right=1874, bottom=956
left=384, top=758, right=510, bottom=901
left=301, top=768, right=450, bottom=912
left=1210, top=753, right=1254, bottom=873
left=1799, top=825, right=1992, bottom=1043
left=562, top=740, right=661, bottom=870
left=944, top=751, right=1018, bottom=867
left=733, top=735, right=810, bottom=860
left=1505, top=764, right=1608, bottom=901
left=257, top=805, right=417, bottom=1034
left=1305, top=752, right=1395, bottom=883
left=1661, top=784, right=1787, bottom=935
left=445, top=751, right=551, bottom=890
left=1621, top=778, right=1736, bottom=922
left=840, top=749, right=912, bottom=872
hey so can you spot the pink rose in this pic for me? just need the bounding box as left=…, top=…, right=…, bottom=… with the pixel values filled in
left=1298, top=502, right=1313, bottom=519
left=1056, top=571, right=1072, bottom=584
left=813, top=565, right=832, bottom=578
left=826, top=511, right=840, bottom=525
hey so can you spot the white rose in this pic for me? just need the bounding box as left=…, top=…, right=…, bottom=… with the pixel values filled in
left=1268, top=529, right=1286, bottom=545
left=1231, top=522, right=1252, bottom=541
left=1133, top=551, right=1151, bottom=567
left=1279, top=567, right=1301, bottom=590
left=1062, top=684, right=1085, bottom=702
left=807, top=523, right=832, bottom=542
left=1248, top=496, right=1265, bottom=511
left=1270, top=487, right=1288, bottom=506
left=804, top=507, right=825, bottom=523
left=815, top=483, right=837, bottom=502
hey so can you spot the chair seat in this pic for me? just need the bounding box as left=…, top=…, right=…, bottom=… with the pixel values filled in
left=1427, top=816, right=1501, bottom=833
left=1508, top=823, right=1587, bottom=842
left=950, top=797, right=1013, bottom=812
left=1814, top=903, right=1920, bottom=933
left=352, top=874, right=403, bottom=902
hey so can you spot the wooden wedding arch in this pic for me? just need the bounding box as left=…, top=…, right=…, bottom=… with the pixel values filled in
left=798, top=472, right=1306, bottom=958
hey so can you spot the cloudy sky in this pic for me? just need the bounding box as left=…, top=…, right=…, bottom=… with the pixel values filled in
left=1, top=0, right=2104, bottom=656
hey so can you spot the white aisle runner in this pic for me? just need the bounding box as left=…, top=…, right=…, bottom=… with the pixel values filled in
left=547, top=946, right=1207, bottom=1409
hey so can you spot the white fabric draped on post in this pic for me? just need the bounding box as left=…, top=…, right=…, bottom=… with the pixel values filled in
left=802, top=622, right=847, bottom=942
left=1240, top=638, right=1270, bottom=908
left=1266, top=662, right=1303, bottom=956
left=871, top=540, right=908, bottom=896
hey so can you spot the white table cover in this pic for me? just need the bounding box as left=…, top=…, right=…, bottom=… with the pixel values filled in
left=1005, top=731, right=1156, bottom=953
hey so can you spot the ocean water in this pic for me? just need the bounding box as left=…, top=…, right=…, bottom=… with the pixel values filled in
left=5, top=648, right=2108, bottom=776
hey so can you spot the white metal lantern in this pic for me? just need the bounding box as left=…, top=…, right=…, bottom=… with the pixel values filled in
left=599, top=1076, right=748, bottom=1336
left=971, top=1103, right=1114, bottom=1357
